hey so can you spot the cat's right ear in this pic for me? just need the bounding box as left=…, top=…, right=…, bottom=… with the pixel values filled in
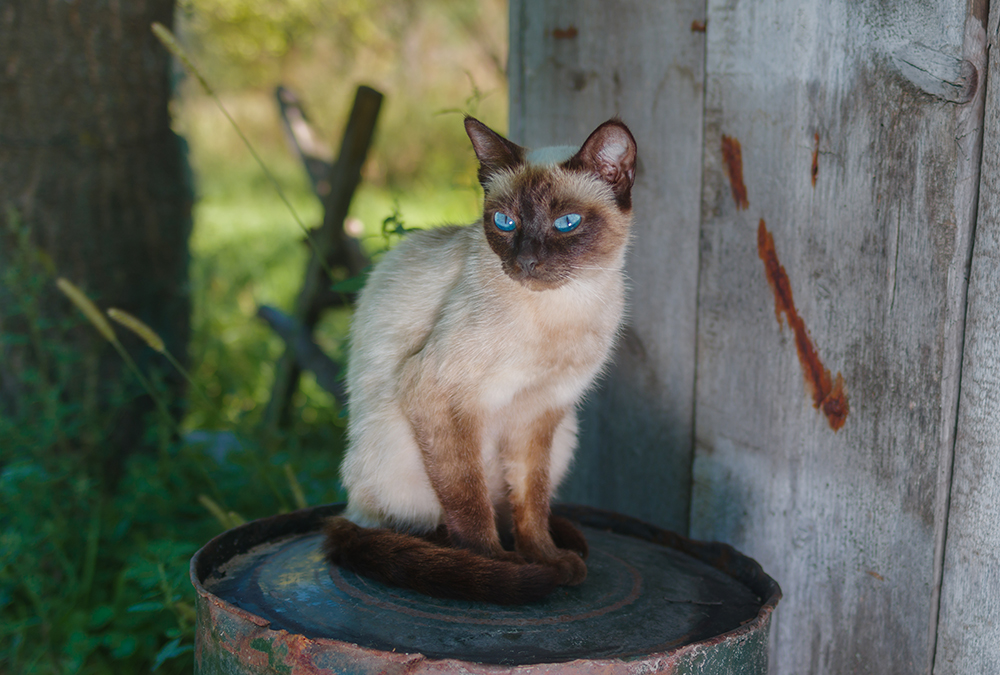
left=465, top=118, right=526, bottom=187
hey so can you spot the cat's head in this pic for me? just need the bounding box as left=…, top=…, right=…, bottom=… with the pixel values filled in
left=465, top=117, right=637, bottom=291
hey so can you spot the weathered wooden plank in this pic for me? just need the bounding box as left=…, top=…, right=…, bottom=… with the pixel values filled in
left=509, top=0, right=706, bottom=532
left=275, top=86, right=334, bottom=199
left=264, top=86, right=381, bottom=429
left=691, top=2, right=986, bottom=674
left=934, top=6, right=1000, bottom=674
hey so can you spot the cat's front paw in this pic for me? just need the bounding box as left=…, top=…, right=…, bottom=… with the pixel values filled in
left=550, top=515, right=589, bottom=560
left=550, top=550, right=587, bottom=586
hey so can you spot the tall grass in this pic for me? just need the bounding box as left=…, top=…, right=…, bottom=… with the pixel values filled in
left=177, top=88, right=493, bottom=429
left=1, top=2, right=508, bottom=672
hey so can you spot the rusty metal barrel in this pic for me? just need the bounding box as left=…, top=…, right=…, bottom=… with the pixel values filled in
left=190, top=503, right=781, bottom=673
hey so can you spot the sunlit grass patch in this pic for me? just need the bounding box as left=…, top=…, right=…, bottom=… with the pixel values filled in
left=180, top=89, right=487, bottom=430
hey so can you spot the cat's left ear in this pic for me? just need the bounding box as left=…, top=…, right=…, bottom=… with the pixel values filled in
left=566, top=119, right=637, bottom=209
left=465, top=117, right=526, bottom=187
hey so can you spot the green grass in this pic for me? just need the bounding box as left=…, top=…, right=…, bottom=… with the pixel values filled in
left=2, top=16, right=501, bottom=667
left=1, top=201, right=348, bottom=674
left=182, top=104, right=485, bottom=430
left=1, top=425, right=346, bottom=674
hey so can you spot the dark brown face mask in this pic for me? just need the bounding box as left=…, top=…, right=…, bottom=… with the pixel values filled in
left=465, top=117, right=637, bottom=290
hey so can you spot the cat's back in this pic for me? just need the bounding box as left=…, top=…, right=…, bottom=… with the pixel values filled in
left=356, top=223, right=475, bottom=316
left=348, top=224, right=479, bottom=377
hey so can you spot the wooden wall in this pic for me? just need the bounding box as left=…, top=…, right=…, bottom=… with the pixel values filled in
left=509, top=0, right=1000, bottom=673
left=510, top=0, right=706, bottom=532
left=936, top=6, right=1000, bottom=674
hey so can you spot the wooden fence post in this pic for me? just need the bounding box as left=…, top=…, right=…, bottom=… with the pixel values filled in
left=263, top=86, right=381, bottom=429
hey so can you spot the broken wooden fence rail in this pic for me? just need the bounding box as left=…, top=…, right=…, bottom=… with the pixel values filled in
left=259, top=84, right=382, bottom=429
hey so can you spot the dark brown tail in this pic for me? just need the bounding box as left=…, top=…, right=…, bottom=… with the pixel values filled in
left=323, top=517, right=563, bottom=605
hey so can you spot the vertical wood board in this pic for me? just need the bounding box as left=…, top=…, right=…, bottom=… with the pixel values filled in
left=691, top=1, right=985, bottom=673
left=509, top=0, right=707, bottom=532
left=934, top=8, right=1000, bottom=674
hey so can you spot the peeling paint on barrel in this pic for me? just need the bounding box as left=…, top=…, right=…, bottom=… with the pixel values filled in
left=191, top=504, right=781, bottom=674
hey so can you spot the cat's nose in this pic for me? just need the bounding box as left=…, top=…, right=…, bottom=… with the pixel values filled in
left=517, top=253, right=538, bottom=273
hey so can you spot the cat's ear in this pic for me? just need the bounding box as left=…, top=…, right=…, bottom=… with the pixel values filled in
left=465, top=117, right=526, bottom=187
left=565, top=119, right=637, bottom=208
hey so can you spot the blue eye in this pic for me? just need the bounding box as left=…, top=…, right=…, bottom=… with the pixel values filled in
left=553, top=213, right=582, bottom=232
left=494, top=211, right=516, bottom=232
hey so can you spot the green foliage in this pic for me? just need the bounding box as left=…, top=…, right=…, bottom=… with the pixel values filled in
left=178, top=0, right=381, bottom=88
left=174, top=0, right=508, bottom=194
left=1, top=428, right=344, bottom=673
left=0, top=215, right=345, bottom=673
left=3, top=1, right=509, bottom=672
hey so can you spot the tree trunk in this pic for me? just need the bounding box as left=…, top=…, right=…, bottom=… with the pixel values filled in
left=0, top=0, right=191, bottom=475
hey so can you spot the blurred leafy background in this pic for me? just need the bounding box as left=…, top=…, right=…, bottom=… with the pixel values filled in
left=1, top=0, right=507, bottom=672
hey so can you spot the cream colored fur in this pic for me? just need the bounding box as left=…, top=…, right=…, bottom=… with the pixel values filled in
left=341, top=151, right=631, bottom=534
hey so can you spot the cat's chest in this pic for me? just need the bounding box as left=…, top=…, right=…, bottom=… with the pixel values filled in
left=518, top=301, right=612, bottom=369
left=494, top=320, right=599, bottom=379
left=459, top=282, right=622, bottom=405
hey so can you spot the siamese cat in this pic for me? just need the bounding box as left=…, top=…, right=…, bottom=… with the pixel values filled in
left=324, top=117, right=637, bottom=605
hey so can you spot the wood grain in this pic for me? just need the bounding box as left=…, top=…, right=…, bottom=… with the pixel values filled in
left=691, top=2, right=985, bottom=673
left=510, top=1, right=996, bottom=671
left=509, top=0, right=706, bottom=533
left=934, top=7, right=1000, bottom=674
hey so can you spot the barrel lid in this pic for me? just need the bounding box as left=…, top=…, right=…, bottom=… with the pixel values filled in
left=191, top=504, right=780, bottom=668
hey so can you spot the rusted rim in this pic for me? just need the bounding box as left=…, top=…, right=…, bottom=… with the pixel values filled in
left=549, top=504, right=782, bottom=654
left=190, top=503, right=781, bottom=670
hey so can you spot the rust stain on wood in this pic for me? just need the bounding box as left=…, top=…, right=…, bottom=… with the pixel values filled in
left=552, top=26, right=578, bottom=40
left=691, top=20, right=707, bottom=33
left=721, top=135, right=749, bottom=210
left=811, top=133, right=820, bottom=187
left=757, top=219, right=849, bottom=431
